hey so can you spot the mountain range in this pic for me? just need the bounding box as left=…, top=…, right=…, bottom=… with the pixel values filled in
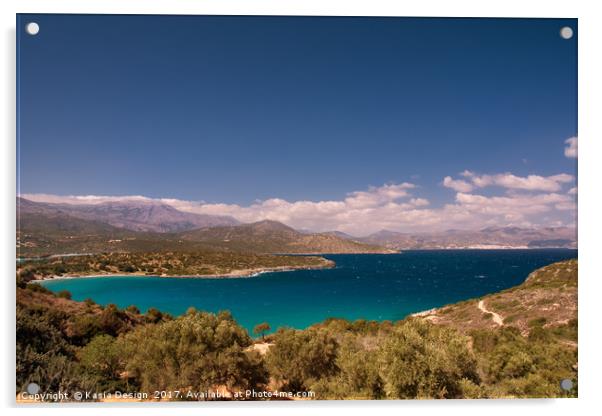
left=16, top=198, right=388, bottom=256
left=17, top=197, right=576, bottom=257
left=357, top=226, right=577, bottom=249
left=18, top=197, right=238, bottom=232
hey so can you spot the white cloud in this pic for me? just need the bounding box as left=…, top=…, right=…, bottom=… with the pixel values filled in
left=564, top=136, right=578, bottom=158
left=444, top=172, right=574, bottom=192
left=344, top=183, right=415, bottom=208
left=21, top=184, right=576, bottom=236
left=443, top=176, right=474, bottom=192
left=453, top=192, right=572, bottom=215
left=20, top=193, right=154, bottom=205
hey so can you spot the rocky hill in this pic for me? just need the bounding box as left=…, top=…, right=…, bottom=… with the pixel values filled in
left=17, top=202, right=389, bottom=256
left=415, top=259, right=577, bottom=340
left=178, top=220, right=391, bottom=254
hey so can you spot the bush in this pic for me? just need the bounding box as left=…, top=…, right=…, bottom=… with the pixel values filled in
left=120, top=310, right=267, bottom=395
left=319, top=336, right=384, bottom=399
left=126, top=305, right=141, bottom=315
left=528, top=317, right=547, bottom=328
left=57, top=290, right=72, bottom=300
left=481, top=326, right=577, bottom=398
left=70, top=315, right=103, bottom=345
left=16, top=303, right=86, bottom=394
left=145, top=307, right=164, bottom=324
left=98, top=304, right=130, bottom=336
left=378, top=319, right=480, bottom=399
left=266, top=328, right=338, bottom=392
left=78, top=335, right=128, bottom=391
left=470, top=329, right=498, bottom=354
left=26, top=283, right=53, bottom=295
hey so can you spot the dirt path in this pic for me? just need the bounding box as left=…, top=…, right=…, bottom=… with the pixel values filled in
left=478, top=300, right=504, bottom=326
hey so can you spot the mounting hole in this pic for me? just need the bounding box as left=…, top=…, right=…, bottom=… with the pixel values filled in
left=560, top=378, right=573, bottom=391
left=26, top=22, right=40, bottom=36
left=26, top=382, right=40, bottom=394
left=560, top=26, right=573, bottom=40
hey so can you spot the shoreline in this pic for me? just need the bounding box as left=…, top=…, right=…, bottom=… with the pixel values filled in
left=410, top=308, right=438, bottom=317
left=32, top=261, right=336, bottom=283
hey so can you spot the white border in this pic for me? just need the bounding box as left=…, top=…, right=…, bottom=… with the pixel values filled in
left=2, top=1, right=601, bottom=415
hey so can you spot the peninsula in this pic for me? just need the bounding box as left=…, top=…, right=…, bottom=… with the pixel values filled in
left=17, top=251, right=335, bottom=282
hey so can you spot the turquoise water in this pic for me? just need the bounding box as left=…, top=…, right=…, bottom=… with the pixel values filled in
left=40, top=249, right=576, bottom=333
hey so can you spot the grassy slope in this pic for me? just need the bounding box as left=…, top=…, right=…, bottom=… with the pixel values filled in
left=417, top=259, right=577, bottom=341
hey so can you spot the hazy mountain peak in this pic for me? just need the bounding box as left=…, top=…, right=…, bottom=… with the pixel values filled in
left=18, top=197, right=239, bottom=233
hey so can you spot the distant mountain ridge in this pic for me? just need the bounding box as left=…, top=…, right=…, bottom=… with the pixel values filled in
left=17, top=198, right=577, bottom=256
left=358, top=226, right=577, bottom=249
left=18, top=197, right=239, bottom=233
left=17, top=199, right=389, bottom=256
left=178, top=220, right=390, bottom=254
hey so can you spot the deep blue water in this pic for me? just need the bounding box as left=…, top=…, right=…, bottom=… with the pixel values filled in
left=40, top=249, right=576, bottom=333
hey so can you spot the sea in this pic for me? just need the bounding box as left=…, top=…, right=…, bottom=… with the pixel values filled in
left=39, top=249, right=577, bottom=334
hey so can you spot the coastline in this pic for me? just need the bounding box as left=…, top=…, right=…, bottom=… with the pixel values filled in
left=33, top=260, right=336, bottom=283
left=410, top=307, right=438, bottom=317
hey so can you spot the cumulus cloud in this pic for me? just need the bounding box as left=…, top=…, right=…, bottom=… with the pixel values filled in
left=443, top=172, right=574, bottom=192
left=453, top=192, right=572, bottom=215
left=443, top=176, right=474, bottom=193
left=171, top=183, right=432, bottom=236
left=21, top=177, right=576, bottom=236
left=344, top=183, right=415, bottom=208
left=564, top=136, right=578, bottom=158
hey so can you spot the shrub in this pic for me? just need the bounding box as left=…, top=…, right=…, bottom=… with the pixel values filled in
left=26, top=283, right=53, bottom=295
left=266, top=328, right=339, bottom=392
left=378, top=319, right=480, bottom=399
left=57, top=290, right=72, bottom=300
left=98, top=304, right=130, bottom=336
left=325, top=337, right=384, bottom=399
left=470, top=329, right=498, bottom=354
left=528, top=317, right=547, bottom=328
left=78, top=334, right=128, bottom=391
left=120, top=310, right=268, bottom=395
left=126, top=305, right=140, bottom=315
left=481, top=326, right=577, bottom=398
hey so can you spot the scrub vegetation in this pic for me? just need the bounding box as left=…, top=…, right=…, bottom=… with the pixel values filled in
left=16, top=251, right=334, bottom=280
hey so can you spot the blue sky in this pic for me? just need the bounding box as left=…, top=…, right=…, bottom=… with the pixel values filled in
left=17, top=15, right=577, bottom=234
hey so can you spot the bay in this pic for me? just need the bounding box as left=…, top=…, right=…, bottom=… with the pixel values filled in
left=40, top=249, right=577, bottom=333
